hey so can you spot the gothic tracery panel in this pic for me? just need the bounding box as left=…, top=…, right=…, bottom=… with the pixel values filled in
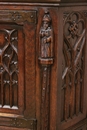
left=61, top=12, right=85, bottom=122
left=0, top=28, right=18, bottom=109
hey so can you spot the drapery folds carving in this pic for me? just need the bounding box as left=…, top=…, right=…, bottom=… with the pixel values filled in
left=38, top=10, right=54, bottom=130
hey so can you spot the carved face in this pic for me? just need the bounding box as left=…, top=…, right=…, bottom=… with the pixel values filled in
left=43, top=21, right=49, bottom=30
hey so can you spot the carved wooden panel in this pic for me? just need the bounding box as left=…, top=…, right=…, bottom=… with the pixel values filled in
left=0, top=28, right=18, bottom=108
left=0, top=7, right=37, bottom=129
left=0, top=25, right=24, bottom=114
left=61, top=11, right=86, bottom=127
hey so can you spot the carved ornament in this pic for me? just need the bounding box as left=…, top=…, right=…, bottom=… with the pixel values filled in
left=0, top=10, right=37, bottom=24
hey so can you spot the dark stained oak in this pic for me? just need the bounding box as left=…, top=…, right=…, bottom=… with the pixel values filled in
left=0, top=1, right=86, bottom=130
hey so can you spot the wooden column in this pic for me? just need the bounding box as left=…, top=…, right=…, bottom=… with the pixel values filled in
left=38, top=10, right=54, bottom=130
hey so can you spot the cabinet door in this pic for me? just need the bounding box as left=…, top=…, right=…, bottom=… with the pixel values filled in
left=57, top=6, right=87, bottom=130
left=0, top=9, right=37, bottom=130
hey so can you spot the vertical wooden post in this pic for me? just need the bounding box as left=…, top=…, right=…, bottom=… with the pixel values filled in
left=38, top=10, right=54, bottom=130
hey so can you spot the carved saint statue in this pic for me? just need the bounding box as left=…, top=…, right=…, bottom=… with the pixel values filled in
left=39, top=11, right=53, bottom=58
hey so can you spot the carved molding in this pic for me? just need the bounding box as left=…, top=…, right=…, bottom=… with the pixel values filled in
left=0, top=10, right=37, bottom=24
left=38, top=10, right=54, bottom=130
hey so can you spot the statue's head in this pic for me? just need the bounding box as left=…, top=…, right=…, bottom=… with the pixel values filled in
left=42, top=11, right=51, bottom=30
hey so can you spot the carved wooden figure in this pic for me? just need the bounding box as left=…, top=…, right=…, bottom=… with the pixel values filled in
left=39, top=11, right=53, bottom=58
left=38, top=11, right=54, bottom=130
